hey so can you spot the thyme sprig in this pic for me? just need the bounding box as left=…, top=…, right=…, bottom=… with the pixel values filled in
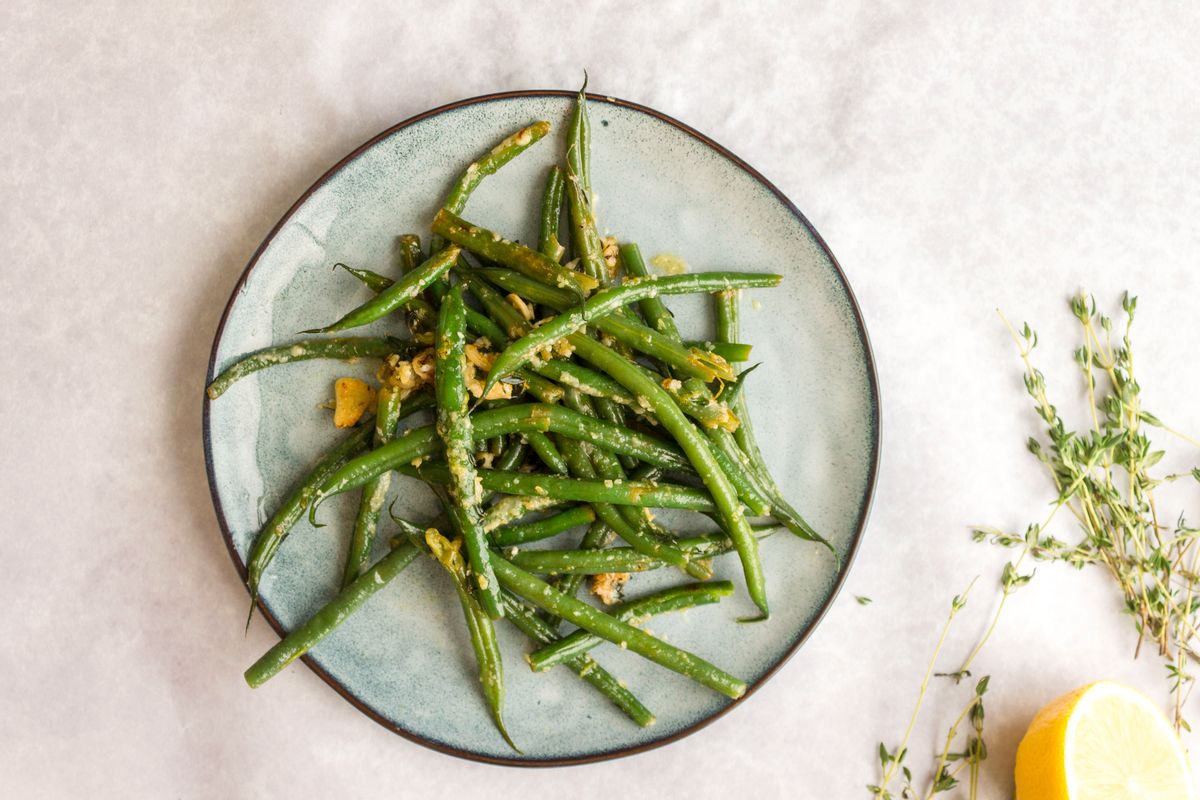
left=870, top=582, right=993, bottom=800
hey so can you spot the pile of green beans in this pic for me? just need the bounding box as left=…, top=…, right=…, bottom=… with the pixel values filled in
left=209, top=83, right=829, bottom=753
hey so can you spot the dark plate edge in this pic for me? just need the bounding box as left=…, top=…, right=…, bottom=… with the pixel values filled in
left=202, top=88, right=882, bottom=768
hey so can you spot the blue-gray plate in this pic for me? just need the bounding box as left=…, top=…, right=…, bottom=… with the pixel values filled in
left=203, top=90, right=879, bottom=765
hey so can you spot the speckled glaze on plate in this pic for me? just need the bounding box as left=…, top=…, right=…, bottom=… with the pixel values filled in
left=203, top=90, right=880, bottom=765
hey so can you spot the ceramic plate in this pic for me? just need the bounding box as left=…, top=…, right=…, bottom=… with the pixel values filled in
left=203, top=90, right=879, bottom=765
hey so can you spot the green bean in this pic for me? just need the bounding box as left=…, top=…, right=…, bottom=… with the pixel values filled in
left=685, top=341, right=752, bottom=363
left=246, top=423, right=374, bottom=617
left=435, top=285, right=502, bottom=619
left=431, top=208, right=598, bottom=295
left=714, top=288, right=738, bottom=344
left=329, top=263, right=554, bottom=413
left=714, top=292, right=834, bottom=555
left=557, top=389, right=708, bottom=580
left=629, top=463, right=663, bottom=482
left=528, top=582, right=734, bottom=671
left=303, top=245, right=460, bottom=334
left=490, top=505, right=596, bottom=547
left=444, top=121, right=550, bottom=215
left=310, top=403, right=691, bottom=509
left=398, top=462, right=716, bottom=512
left=457, top=273, right=630, bottom=406
left=567, top=78, right=593, bottom=201
left=550, top=516, right=616, bottom=603
left=564, top=83, right=609, bottom=285
left=499, top=591, right=655, bottom=727
left=492, top=558, right=746, bottom=699
left=479, top=438, right=528, bottom=506
left=532, top=359, right=634, bottom=405
left=243, top=541, right=420, bottom=688
left=517, top=371, right=564, bottom=405
left=334, top=263, right=392, bottom=293
left=397, top=235, right=434, bottom=335
left=480, top=493, right=565, bottom=532
left=391, top=390, right=436, bottom=429
left=341, top=386, right=403, bottom=589
left=619, top=243, right=681, bottom=339
left=555, top=431, right=708, bottom=579
left=424, top=529, right=518, bottom=751
left=483, top=272, right=780, bottom=395
left=665, top=377, right=739, bottom=432
left=705, top=427, right=773, bottom=516
left=506, top=527, right=777, bottom=574
left=465, top=306, right=509, bottom=346
left=569, top=334, right=769, bottom=617
left=476, top=267, right=735, bottom=384
left=722, top=362, right=760, bottom=409
left=207, top=337, right=414, bottom=399
left=524, top=430, right=568, bottom=475
left=538, top=166, right=567, bottom=262
left=331, top=258, right=447, bottom=341
left=591, top=396, right=637, bottom=470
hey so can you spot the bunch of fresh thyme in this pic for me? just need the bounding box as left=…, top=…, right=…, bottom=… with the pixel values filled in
left=980, top=292, right=1200, bottom=731
left=871, top=292, right=1200, bottom=798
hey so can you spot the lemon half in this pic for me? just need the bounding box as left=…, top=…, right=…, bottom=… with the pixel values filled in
left=1015, top=681, right=1196, bottom=799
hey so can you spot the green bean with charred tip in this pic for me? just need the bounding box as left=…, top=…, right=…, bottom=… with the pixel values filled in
left=568, top=333, right=769, bottom=617
left=492, top=558, right=747, bottom=699
left=246, top=424, right=373, bottom=614
left=431, top=208, right=597, bottom=295
left=500, top=591, right=655, bottom=727
left=528, top=582, right=734, bottom=671
left=483, top=272, right=780, bottom=394
left=435, top=285, right=502, bottom=619
left=490, top=505, right=596, bottom=547
left=538, top=166, right=567, bottom=262
left=341, top=386, right=403, bottom=589
left=424, top=529, right=518, bottom=751
left=206, top=338, right=416, bottom=399
left=302, top=246, right=460, bottom=334
left=244, top=541, right=420, bottom=688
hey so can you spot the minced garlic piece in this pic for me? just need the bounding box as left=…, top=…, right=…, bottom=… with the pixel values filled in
left=506, top=293, right=535, bottom=322
left=650, top=253, right=688, bottom=275
left=601, top=236, right=619, bottom=278
left=591, top=572, right=630, bottom=605
left=333, top=378, right=375, bottom=428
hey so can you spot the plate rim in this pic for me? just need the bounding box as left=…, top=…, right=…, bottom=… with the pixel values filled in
left=202, top=88, right=882, bottom=767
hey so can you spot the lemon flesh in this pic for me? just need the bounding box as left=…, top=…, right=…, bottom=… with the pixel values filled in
left=1016, top=681, right=1196, bottom=800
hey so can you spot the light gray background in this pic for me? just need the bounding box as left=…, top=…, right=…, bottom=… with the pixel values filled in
left=3, top=2, right=1198, bottom=797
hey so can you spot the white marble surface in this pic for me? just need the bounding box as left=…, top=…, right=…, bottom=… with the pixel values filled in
left=3, top=2, right=1200, bottom=796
